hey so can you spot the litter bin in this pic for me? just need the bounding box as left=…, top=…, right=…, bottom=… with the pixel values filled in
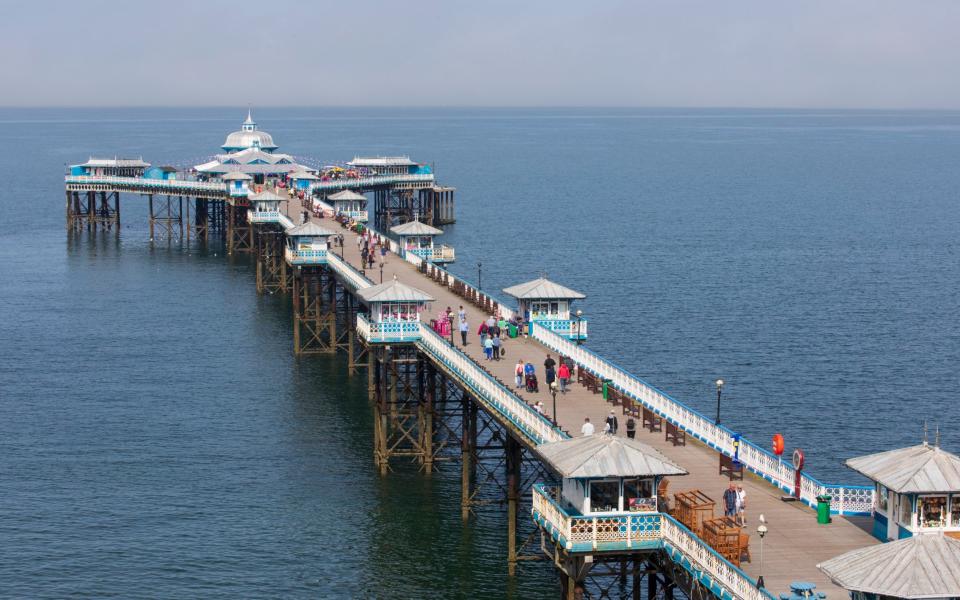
left=508, top=324, right=518, bottom=338
left=602, top=379, right=611, bottom=400
left=816, top=495, right=832, bottom=524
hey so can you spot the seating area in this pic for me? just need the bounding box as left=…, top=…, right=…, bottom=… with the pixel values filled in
left=673, top=488, right=750, bottom=567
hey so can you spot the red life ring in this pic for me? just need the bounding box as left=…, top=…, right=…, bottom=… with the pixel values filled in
left=792, top=448, right=805, bottom=471
left=772, top=433, right=785, bottom=456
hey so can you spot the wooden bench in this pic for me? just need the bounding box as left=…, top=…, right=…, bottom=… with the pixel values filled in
left=642, top=407, right=663, bottom=432
left=665, top=421, right=686, bottom=446
left=621, top=395, right=639, bottom=417
left=719, top=454, right=744, bottom=480
left=581, top=370, right=600, bottom=393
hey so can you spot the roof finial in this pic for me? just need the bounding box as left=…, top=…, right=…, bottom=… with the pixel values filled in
left=923, top=420, right=929, bottom=446
left=935, top=425, right=941, bottom=448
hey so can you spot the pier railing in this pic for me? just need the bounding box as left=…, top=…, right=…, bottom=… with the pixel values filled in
left=529, top=324, right=873, bottom=515
left=416, top=326, right=564, bottom=446
left=326, top=252, right=373, bottom=291
left=532, top=485, right=773, bottom=600
left=248, top=210, right=281, bottom=224
left=284, top=247, right=327, bottom=265
left=65, top=175, right=227, bottom=196
left=531, top=318, right=588, bottom=341
left=407, top=245, right=456, bottom=263
left=418, top=262, right=517, bottom=321
left=310, top=173, right=435, bottom=193
left=356, top=314, right=423, bottom=343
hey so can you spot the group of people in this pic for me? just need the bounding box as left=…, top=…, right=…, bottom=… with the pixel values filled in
left=722, top=483, right=748, bottom=526
left=478, top=315, right=505, bottom=360
left=358, top=230, right=388, bottom=270
left=512, top=354, right=572, bottom=394
left=580, top=410, right=627, bottom=436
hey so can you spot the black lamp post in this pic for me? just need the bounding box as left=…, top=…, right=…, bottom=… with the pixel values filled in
left=379, top=261, right=384, bottom=284
left=447, top=314, right=455, bottom=347
left=575, top=309, right=584, bottom=346
left=756, top=515, right=767, bottom=589
left=550, top=381, right=559, bottom=427
left=477, top=262, right=482, bottom=291
left=715, top=379, right=724, bottom=424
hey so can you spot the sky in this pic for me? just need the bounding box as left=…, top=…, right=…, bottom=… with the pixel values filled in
left=2, top=0, right=959, bottom=109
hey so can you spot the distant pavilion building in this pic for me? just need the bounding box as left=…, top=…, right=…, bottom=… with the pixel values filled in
left=194, top=111, right=314, bottom=184
left=503, top=277, right=587, bottom=341
left=70, top=157, right=150, bottom=177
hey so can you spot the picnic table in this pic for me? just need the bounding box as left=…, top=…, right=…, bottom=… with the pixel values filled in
left=674, top=490, right=715, bottom=536
left=702, top=516, right=745, bottom=566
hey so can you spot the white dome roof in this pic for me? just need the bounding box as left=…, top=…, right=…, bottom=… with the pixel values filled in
left=221, top=110, right=278, bottom=151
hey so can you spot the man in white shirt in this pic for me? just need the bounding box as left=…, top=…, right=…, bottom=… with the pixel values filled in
left=581, top=417, right=595, bottom=436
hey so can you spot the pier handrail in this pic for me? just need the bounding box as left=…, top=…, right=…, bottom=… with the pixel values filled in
left=420, top=262, right=517, bottom=321
left=326, top=251, right=372, bottom=291
left=531, top=484, right=774, bottom=600
left=529, top=323, right=872, bottom=514
left=65, top=174, right=226, bottom=192
left=310, top=173, right=434, bottom=192
left=416, top=325, right=565, bottom=446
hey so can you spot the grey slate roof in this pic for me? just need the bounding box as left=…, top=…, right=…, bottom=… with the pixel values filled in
left=248, top=190, right=286, bottom=202
left=348, top=156, right=416, bottom=167
left=535, top=435, right=688, bottom=479
left=845, top=444, right=960, bottom=493
left=327, top=189, right=367, bottom=201
left=285, top=222, right=336, bottom=237
left=289, top=170, right=319, bottom=180
left=502, top=277, right=586, bottom=300
left=75, top=157, right=150, bottom=168
left=356, top=277, right=435, bottom=303
left=221, top=171, right=252, bottom=181
left=818, top=534, right=960, bottom=599
left=390, top=220, right=443, bottom=236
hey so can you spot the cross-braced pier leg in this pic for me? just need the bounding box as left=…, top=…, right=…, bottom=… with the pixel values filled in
left=292, top=266, right=336, bottom=355
left=254, top=226, right=287, bottom=294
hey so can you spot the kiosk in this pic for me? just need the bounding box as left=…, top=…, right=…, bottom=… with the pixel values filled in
left=356, top=277, right=434, bottom=343
left=502, top=277, right=587, bottom=341
left=390, top=220, right=455, bottom=263
left=284, top=222, right=335, bottom=265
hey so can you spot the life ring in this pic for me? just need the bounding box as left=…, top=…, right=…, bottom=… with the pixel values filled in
left=772, top=433, right=785, bottom=456
left=792, top=448, right=805, bottom=470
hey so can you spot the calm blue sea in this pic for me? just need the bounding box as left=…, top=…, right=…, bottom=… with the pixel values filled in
left=1, top=107, right=958, bottom=597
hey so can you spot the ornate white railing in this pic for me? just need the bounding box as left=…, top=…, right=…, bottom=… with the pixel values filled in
left=531, top=318, right=588, bottom=340
left=661, top=515, right=774, bottom=600
left=356, top=314, right=423, bottom=343
left=284, top=247, right=327, bottom=265
left=532, top=485, right=772, bottom=600
left=326, top=252, right=373, bottom=291
left=65, top=175, right=226, bottom=194
left=248, top=210, right=281, bottom=224
left=310, top=173, right=434, bottom=192
left=418, top=262, right=517, bottom=321
left=277, top=213, right=295, bottom=229
left=408, top=245, right=456, bottom=263
left=416, top=326, right=564, bottom=446
left=529, top=323, right=872, bottom=514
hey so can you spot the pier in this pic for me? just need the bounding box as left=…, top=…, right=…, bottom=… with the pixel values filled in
left=63, top=116, right=960, bottom=600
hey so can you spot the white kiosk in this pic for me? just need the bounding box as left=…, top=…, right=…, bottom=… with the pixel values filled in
left=356, top=277, right=434, bottom=343
left=223, top=171, right=252, bottom=197
left=502, top=277, right=587, bottom=341
left=248, top=189, right=285, bottom=223
left=845, top=442, right=960, bottom=541
left=326, top=189, right=368, bottom=222
left=390, top=220, right=455, bottom=263
left=284, top=222, right=335, bottom=265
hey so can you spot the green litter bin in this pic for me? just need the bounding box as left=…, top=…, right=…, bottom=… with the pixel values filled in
left=602, top=379, right=611, bottom=400
left=508, top=324, right=518, bottom=338
left=816, top=495, right=832, bottom=524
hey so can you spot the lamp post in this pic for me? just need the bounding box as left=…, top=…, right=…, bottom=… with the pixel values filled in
left=575, top=309, right=583, bottom=346
left=447, top=314, right=455, bottom=347
left=477, top=262, right=482, bottom=291
left=715, top=379, right=724, bottom=424
left=550, top=380, right=559, bottom=427
left=756, top=514, right=767, bottom=589
left=379, top=261, right=384, bottom=284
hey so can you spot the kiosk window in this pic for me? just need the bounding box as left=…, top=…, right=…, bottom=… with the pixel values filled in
left=590, top=481, right=620, bottom=513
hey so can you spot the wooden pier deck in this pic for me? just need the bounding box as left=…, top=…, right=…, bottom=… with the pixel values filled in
left=306, top=209, right=878, bottom=598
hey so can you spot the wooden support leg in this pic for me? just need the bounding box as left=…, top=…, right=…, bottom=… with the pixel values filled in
left=506, top=435, right=521, bottom=576
left=148, top=195, right=155, bottom=239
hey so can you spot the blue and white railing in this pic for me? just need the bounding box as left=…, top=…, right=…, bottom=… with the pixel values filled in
left=532, top=485, right=774, bottom=600
left=248, top=209, right=281, bottom=224
left=65, top=175, right=226, bottom=195
left=284, top=246, right=327, bottom=265
left=326, top=252, right=373, bottom=291
left=529, top=324, right=873, bottom=515
left=406, top=245, right=456, bottom=263
left=356, top=314, right=423, bottom=343
left=310, top=173, right=434, bottom=193
left=416, top=325, right=565, bottom=446
left=531, top=318, right=588, bottom=341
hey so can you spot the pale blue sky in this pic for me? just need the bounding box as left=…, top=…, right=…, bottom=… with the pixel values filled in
left=3, top=0, right=959, bottom=108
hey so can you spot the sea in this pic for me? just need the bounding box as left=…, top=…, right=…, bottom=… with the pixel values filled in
left=1, top=107, right=958, bottom=598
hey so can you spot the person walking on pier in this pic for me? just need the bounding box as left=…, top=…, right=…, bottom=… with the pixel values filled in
left=604, top=410, right=618, bottom=435
left=515, top=360, right=525, bottom=388
left=459, top=317, right=469, bottom=346
left=557, top=361, right=570, bottom=393
left=483, top=335, right=494, bottom=360
left=735, top=485, right=747, bottom=525
left=492, top=333, right=502, bottom=360
left=478, top=321, right=489, bottom=346
left=543, top=354, right=557, bottom=388
left=626, top=417, right=636, bottom=439
left=581, top=417, right=595, bottom=436
left=723, top=483, right=738, bottom=518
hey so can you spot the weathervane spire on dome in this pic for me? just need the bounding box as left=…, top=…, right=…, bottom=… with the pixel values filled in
left=242, top=108, right=256, bottom=131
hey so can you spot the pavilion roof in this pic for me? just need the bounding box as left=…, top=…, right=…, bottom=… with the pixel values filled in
left=248, top=190, right=286, bottom=202
left=390, top=220, right=443, bottom=236
left=535, top=435, right=687, bottom=479
left=502, top=277, right=585, bottom=300
left=221, top=171, right=252, bottom=181
left=327, top=189, right=367, bottom=201
left=285, top=222, right=335, bottom=237
left=845, top=443, right=960, bottom=493
left=818, top=534, right=960, bottom=599
left=289, top=170, right=319, bottom=180
left=348, top=156, right=416, bottom=167
left=357, top=277, right=434, bottom=303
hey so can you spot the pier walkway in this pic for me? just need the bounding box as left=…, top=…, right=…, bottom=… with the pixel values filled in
left=307, top=209, right=878, bottom=597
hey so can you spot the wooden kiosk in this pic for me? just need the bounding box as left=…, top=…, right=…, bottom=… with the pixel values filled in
left=502, top=277, right=587, bottom=341
left=390, top=220, right=455, bottom=263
